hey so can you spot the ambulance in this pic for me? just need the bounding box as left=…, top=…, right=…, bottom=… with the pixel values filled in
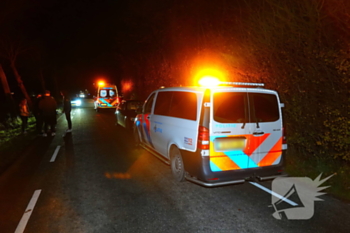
left=133, top=78, right=287, bottom=187
left=94, top=82, right=119, bottom=112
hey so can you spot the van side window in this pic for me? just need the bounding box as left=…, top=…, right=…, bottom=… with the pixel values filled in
left=154, top=92, right=172, bottom=115
left=169, top=92, right=197, bottom=120
left=154, top=91, right=197, bottom=120
left=213, top=92, right=247, bottom=123
left=249, top=93, right=279, bottom=122
left=144, top=93, right=155, bottom=114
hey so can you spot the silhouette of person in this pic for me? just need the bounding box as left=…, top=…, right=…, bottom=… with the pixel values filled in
left=19, top=98, right=30, bottom=134
left=61, top=90, right=72, bottom=133
left=33, top=93, right=44, bottom=135
left=39, top=90, right=57, bottom=137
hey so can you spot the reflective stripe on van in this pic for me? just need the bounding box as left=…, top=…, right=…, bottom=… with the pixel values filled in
left=209, top=134, right=282, bottom=172
left=96, top=98, right=118, bottom=107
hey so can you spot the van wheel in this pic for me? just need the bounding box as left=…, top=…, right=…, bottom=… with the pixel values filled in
left=170, top=147, right=185, bottom=182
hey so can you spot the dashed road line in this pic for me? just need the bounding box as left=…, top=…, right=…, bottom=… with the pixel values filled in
left=15, top=189, right=42, bottom=233
left=50, top=145, right=61, bottom=162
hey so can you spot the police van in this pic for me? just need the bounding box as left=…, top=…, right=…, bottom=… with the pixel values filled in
left=94, top=83, right=119, bottom=112
left=134, top=79, right=287, bottom=187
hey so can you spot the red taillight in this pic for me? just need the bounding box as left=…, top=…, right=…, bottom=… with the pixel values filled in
left=282, top=127, right=287, bottom=144
left=198, top=126, right=209, bottom=150
left=208, top=177, right=219, bottom=181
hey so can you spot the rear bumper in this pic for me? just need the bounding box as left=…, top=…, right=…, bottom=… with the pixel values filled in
left=182, top=150, right=287, bottom=187
left=185, top=172, right=288, bottom=187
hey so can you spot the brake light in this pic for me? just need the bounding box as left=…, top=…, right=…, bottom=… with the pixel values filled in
left=198, top=126, right=209, bottom=150
left=282, top=127, right=287, bottom=144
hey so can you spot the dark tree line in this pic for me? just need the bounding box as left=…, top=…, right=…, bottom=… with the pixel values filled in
left=115, top=0, right=349, bottom=162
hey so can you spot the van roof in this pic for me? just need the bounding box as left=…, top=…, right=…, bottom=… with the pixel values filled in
left=156, top=86, right=274, bottom=93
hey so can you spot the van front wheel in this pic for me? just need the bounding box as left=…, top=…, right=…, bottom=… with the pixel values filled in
left=170, top=147, right=185, bottom=182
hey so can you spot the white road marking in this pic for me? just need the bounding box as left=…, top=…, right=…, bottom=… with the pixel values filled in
left=50, top=145, right=61, bottom=162
left=15, top=189, right=42, bottom=233
left=249, top=181, right=298, bottom=206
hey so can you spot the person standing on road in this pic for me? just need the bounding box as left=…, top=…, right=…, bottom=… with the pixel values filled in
left=39, top=90, right=57, bottom=137
left=61, top=90, right=72, bottom=133
left=19, top=98, right=30, bottom=134
left=33, top=93, right=44, bottom=135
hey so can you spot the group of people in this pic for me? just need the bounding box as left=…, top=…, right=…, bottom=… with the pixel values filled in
left=19, top=90, right=72, bottom=136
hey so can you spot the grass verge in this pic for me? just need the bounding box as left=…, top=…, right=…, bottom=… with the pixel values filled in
left=0, top=116, right=37, bottom=175
left=286, top=147, right=350, bottom=202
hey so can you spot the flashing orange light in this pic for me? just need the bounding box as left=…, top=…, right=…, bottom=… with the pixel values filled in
left=194, top=68, right=226, bottom=86
left=98, top=81, right=105, bottom=86
left=198, top=76, right=220, bottom=87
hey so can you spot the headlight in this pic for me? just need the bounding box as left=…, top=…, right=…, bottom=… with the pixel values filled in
left=71, top=99, right=82, bottom=106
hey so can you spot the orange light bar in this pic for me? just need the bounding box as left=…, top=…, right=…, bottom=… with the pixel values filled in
left=194, top=68, right=225, bottom=86
left=198, top=76, right=220, bottom=87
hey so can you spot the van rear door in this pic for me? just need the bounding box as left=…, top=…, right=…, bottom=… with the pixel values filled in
left=210, top=90, right=253, bottom=172
left=248, top=92, right=283, bottom=168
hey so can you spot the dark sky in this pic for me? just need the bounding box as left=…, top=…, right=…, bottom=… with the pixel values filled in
left=1, top=0, right=135, bottom=96
left=34, top=0, right=127, bottom=91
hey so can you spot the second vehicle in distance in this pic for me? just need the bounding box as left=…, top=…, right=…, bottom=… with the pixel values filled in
left=116, top=99, right=143, bottom=130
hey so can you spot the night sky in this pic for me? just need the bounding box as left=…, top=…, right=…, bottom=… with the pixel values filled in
left=1, top=0, right=137, bottom=97
left=1, top=0, right=238, bottom=99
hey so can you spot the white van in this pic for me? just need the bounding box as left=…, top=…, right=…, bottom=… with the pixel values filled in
left=94, top=83, right=119, bottom=112
left=134, top=82, right=287, bottom=187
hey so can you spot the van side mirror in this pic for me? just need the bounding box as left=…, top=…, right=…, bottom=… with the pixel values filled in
left=280, top=103, right=285, bottom=108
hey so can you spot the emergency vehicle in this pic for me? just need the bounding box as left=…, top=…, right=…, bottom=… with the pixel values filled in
left=133, top=78, right=287, bottom=187
left=94, top=83, right=119, bottom=112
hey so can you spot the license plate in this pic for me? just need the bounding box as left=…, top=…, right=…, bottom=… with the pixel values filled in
left=214, top=137, right=246, bottom=152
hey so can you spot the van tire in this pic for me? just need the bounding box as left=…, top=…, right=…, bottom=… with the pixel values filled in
left=170, top=147, right=185, bottom=182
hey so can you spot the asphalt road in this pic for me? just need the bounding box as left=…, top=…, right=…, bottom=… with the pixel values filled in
left=0, top=99, right=349, bottom=233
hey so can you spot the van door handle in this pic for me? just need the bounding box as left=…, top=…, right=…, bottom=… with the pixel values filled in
left=253, top=131, right=264, bottom=135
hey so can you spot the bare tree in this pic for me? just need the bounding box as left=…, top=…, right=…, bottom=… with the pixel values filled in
left=0, top=38, right=32, bottom=106
left=0, top=63, right=16, bottom=117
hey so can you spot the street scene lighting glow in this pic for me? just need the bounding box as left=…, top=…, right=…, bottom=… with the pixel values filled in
left=194, top=68, right=226, bottom=86
left=198, top=76, right=220, bottom=87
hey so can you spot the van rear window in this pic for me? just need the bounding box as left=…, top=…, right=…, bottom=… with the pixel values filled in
left=250, top=93, right=279, bottom=122
left=213, top=92, right=247, bottom=123
left=154, top=91, right=197, bottom=121
left=99, top=89, right=116, bottom=98
left=213, top=92, right=279, bottom=123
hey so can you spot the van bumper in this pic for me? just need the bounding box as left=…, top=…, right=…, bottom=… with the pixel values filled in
left=182, top=150, right=287, bottom=187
